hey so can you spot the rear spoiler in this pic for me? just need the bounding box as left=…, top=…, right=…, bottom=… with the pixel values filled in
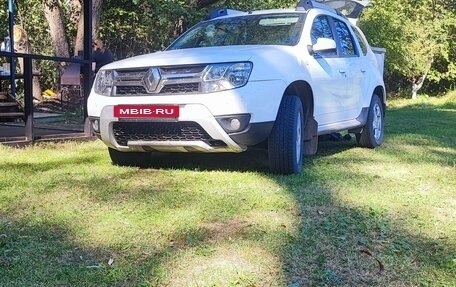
left=298, top=0, right=371, bottom=25
left=296, top=0, right=338, bottom=14
left=316, top=0, right=371, bottom=19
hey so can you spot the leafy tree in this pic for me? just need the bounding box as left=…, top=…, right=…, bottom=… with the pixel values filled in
left=1, top=0, right=104, bottom=98
left=1, top=0, right=51, bottom=99
left=360, top=0, right=456, bottom=98
left=102, top=0, right=296, bottom=58
left=1, top=0, right=454, bottom=98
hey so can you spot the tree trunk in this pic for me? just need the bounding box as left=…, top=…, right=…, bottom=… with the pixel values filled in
left=74, top=0, right=103, bottom=56
left=70, top=0, right=82, bottom=26
left=70, top=0, right=82, bottom=56
left=43, top=0, right=70, bottom=58
left=13, top=26, right=42, bottom=101
left=74, top=7, right=85, bottom=56
left=412, top=71, right=428, bottom=100
left=173, top=16, right=186, bottom=38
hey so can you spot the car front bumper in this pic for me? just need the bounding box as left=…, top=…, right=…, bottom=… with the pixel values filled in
left=88, top=80, right=285, bottom=153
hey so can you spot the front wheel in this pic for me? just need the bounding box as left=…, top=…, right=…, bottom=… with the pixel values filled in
left=357, top=94, right=384, bottom=148
left=108, top=148, right=150, bottom=167
left=268, top=96, right=304, bottom=174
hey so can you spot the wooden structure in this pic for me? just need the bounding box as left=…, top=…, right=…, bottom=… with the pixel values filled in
left=0, top=0, right=94, bottom=144
left=0, top=91, right=23, bottom=121
left=60, top=59, right=84, bottom=105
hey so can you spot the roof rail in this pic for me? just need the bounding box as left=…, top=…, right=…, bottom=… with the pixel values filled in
left=207, top=8, right=244, bottom=20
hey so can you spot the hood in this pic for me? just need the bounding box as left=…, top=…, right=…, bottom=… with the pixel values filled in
left=101, top=45, right=290, bottom=70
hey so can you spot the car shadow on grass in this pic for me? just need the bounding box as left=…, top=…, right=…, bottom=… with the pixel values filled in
left=138, top=148, right=271, bottom=173
left=128, top=135, right=357, bottom=173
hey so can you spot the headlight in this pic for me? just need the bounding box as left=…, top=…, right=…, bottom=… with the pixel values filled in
left=94, top=70, right=116, bottom=96
left=202, top=62, right=252, bottom=93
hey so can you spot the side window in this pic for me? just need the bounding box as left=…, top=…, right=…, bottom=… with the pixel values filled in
left=352, top=27, right=368, bottom=55
left=333, top=19, right=356, bottom=56
left=310, top=15, right=336, bottom=56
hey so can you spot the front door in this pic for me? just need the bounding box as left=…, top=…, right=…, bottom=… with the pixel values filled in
left=306, top=14, right=349, bottom=127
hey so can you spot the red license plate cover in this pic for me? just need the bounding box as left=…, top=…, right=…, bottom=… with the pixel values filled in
left=114, top=105, right=179, bottom=118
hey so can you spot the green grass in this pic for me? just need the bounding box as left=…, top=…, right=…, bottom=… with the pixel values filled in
left=1, top=92, right=455, bottom=286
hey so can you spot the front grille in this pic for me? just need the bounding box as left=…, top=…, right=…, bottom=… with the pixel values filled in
left=116, top=69, right=149, bottom=77
left=113, top=65, right=205, bottom=96
left=160, top=83, right=200, bottom=94
left=116, top=86, right=148, bottom=95
left=160, top=65, right=206, bottom=74
left=116, top=83, right=200, bottom=95
left=113, top=121, right=213, bottom=146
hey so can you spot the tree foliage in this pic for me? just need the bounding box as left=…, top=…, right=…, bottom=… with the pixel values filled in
left=101, top=0, right=296, bottom=59
left=360, top=0, right=456, bottom=96
left=1, top=0, right=454, bottom=96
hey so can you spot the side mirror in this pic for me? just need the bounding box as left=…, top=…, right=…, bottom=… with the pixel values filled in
left=308, top=38, right=337, bottom=55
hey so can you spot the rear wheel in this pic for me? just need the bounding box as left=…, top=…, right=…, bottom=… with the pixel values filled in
left=357, top=94, right=384, bottom=148
left=268, top=96, right=304, bottom=174
left=108, top=148, right=150, bottom=167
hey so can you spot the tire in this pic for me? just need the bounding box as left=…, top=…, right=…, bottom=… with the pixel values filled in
left=357, top=94, right=384, bottom=148
left=268, top=96, right=304, bottom=174
left=108, top=148, right=150, bottom=167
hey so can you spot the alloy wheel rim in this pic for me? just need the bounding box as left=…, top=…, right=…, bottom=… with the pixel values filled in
left=372, top=103, right=382, bottom=142
left=296, top=111, right=302, bottom=162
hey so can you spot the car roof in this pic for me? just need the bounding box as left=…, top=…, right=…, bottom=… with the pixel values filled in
left=205, top=7, right=339, bottom=21
left=207, top=9, right=302, bottom=20
left=207, top=0, right=369, bottom=23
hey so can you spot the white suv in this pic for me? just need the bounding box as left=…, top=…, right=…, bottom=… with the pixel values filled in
left=88, top=0, right=385, bottom=174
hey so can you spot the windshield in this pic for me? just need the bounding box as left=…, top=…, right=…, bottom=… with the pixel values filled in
left=167, top=13, right=305, bottom=50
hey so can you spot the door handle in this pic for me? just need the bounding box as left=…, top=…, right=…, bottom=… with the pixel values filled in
left=339, top=70, right=346, bottom=73
left=361, top=69, right=366, bottom=73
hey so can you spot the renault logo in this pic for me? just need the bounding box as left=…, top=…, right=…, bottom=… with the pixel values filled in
left=143, top=68, right=161, bottom=93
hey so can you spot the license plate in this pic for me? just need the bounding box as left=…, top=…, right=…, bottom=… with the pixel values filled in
left=114, top=105, right=179, bottom=118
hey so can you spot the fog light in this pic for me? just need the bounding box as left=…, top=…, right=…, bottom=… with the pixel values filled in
left=230, top=118, right=241, bottom=130
left=216, top=114, right=250, bottom=133
left=91, top=119, right=100, bottom=133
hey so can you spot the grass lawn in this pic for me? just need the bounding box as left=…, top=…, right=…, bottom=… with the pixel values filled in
left=0, top=92, right=455, bottom=286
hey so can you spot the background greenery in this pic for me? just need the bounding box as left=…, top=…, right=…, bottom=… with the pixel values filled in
left=360, top=0, right=456, bottom=95
left=0, top=0, right=455, bottom=97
